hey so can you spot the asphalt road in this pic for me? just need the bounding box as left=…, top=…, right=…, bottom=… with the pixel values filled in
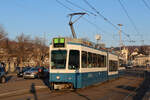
left=0, top=68, right=148, bottom=100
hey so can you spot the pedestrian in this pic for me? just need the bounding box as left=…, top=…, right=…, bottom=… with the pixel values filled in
left=41, top=67, right=44, bottom=78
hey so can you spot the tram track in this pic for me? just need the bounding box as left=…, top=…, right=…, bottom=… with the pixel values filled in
left=43, top=69, right=143, bottom=100
left=98, top=69, right=144, bottom=100
left=0, top=69, right=145, bottom=100
left=1, top=77, right=143, bottom=100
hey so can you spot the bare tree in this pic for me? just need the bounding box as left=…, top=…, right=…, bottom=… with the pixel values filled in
left=0, top=24, right=9, bottom=62
left=0, top=28, right=49, bottom=68
left=0, top=24, right=7, bottom=40
left=32, top=36, right=48, bottom=66
left=15, top=33, right=31, bottom=67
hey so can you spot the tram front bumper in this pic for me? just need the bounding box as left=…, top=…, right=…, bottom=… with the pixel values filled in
left=50, top=73, right=74, bottom=82
left=50, top=73, right=81, bottom=88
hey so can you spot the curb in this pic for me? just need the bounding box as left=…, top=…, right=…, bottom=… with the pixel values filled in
left=0, top=86, right=48, bottom=98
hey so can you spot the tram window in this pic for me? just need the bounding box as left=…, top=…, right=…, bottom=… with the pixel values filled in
left=51, top=50, right=67, bottom=69
left=97, top=55, right=106, bottom=67
left=109, top=60, right=118, bottom=72
left=68, top=50, right=80, bottom=70
left=101, top=55, right=106, bottom=67
left=97, top=55, right=101, bottom=67
left=88, top=52, right=93, bottom=68
left=119, top=59, right=125, bottom=67
left=93, top=54, right=97, bottom=67
left=82, top=51, right=87, bottom=68
left=96, top=54, right=99, bottom=67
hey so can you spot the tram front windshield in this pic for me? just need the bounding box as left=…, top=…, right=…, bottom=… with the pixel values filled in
left=51, top=50, right=67, bottom=69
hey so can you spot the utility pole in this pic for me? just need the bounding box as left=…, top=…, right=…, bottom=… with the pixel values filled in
left=118, top=24, right=123, bottom=53
left=68, top=12, right=86, bottom=38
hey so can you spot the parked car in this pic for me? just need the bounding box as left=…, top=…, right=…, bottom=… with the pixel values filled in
left=0, top=66, right=6, bottom=83
left=23, top=67, right=39, bottom=79
left=126, top=64, right=133, bottom=69
left=17, top=67, right=31, bottom=77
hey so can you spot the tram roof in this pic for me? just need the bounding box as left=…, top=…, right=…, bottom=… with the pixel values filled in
left=51, top=37, right=121, bottom=56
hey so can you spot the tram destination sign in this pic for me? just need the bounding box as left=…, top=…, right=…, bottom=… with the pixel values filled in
left=53, top=38, right=65, bottom=48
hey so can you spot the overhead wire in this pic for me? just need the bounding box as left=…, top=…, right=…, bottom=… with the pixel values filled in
left=147, top=0, right=150, bottom=4
left=83, top=0, right=131, bottom=39
left=56, top=0, right=74, bottom=11
left=82, top=17, right=111, bottom=35
left=118, top=0, right=141, bottom=36
left=55, top=0, right=111, bottom=35
left=55, top=0, right=128, bottom=46
left=142, top=0, right=150, bottom=12
left=65, top=0, right=127, bottom=37
left=65, top=0, right=97, bottom=16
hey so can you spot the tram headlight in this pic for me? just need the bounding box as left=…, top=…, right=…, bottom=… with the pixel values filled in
left=56, top=76, right=60, bottom=80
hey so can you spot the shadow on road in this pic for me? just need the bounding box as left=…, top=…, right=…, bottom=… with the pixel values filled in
left=30, top=83, right=38, bottom=100
left=132, top=71, right=150, bottom=100
left=125, top=70, right=144, bottom=78
left=27, top=83, right=38, bottom=100
left=6, top=75, right=13, bottom=82
left=116, top=85, right=136, bottom=91
left=74, top=90, right=91, bottom=100
left=41, top=76, right=51, bottom=89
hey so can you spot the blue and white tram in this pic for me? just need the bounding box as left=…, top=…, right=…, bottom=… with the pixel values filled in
left=107, top=53, right=119, bottom=79
left=118, top=57, right=126, bottom=76
left=49, top=37, right=123, bottom=89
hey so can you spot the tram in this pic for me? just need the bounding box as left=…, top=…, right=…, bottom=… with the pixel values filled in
left=107, top=53, right=119, bottom=79
left=49, top=37, right=125, bottom=89
left=118, top=56, right=126, bottom=76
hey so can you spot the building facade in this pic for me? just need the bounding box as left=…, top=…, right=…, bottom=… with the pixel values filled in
left=133, top=54, right=150, bottom=66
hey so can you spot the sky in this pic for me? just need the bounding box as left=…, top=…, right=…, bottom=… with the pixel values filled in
left=0, top=0, right=150, bottom=47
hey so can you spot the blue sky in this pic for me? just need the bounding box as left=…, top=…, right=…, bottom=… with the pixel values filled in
left=0, top=0, right=149, bottom=47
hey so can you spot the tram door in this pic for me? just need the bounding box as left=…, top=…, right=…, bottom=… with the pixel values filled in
left=68, top=50, right=80, bottom=88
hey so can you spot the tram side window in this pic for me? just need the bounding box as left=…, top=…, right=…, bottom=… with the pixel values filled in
left=93, top=54, right=97, bottom=67
left=97, top=55, right=106, bottom=67
left=101, top=55, right=106, bottom=67
left=97, top=55, right=101, bottom=67
left=68, top=50, right=80, bottom=70
left=109, top=60, right=118, bottom=72
left=88, top=52, right=93, bottom=68
left=119, top=59, right=125, bottom=67
left=82, top=51, right=87, bottom=68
